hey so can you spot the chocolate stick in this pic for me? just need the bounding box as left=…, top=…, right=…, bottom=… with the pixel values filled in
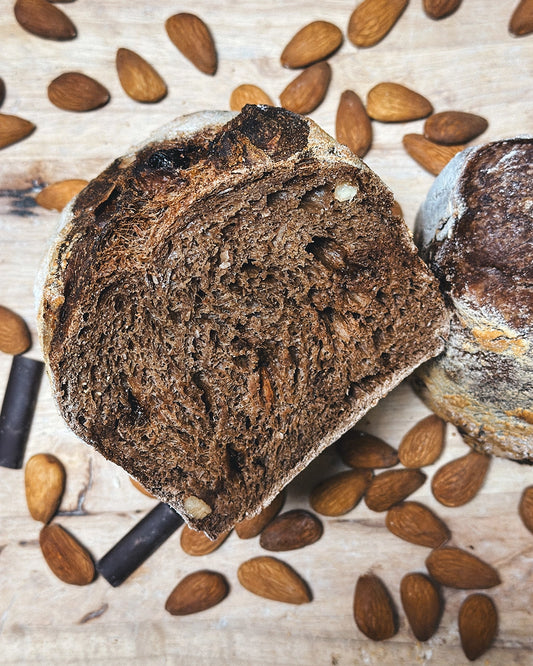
left=0, top=355, right=44, bottom=469
left=96, top=501, right=184, bottom=586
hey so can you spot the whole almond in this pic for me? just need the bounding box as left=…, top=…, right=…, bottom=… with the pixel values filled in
left=229, top=84, right=273, bottom=112
left=424, top=111, right=488, bottom=145
left=337, top=430, right=398, bottom=468
left=518, top=485, right=533, bottom=534
left=235, top=490, right=285, bottom=539
left=398, top=414, right=446, bottom=468
left=354, top=573, right=397, bottom=641
left=510, top=0, right=533, bottom=36
left=165, top=570, right=229, bottom=615
left=0, top=113, right=35, bottom=149
left=426, top=547, right=501, bottom=589
left=367, top=82, right=433, bottom=122
left=25, top=453, right=66, bottom=523
left=129, top=476, right=156, bottom=498
left=403, top=134, right=465, bottom=175
left=47, top=72, right=110, bottom=112
left=431, top=450, right=490, bottom=507
left=0, top=305, right=31, bottom=354
left=400, top=573, right=442, bottom=642
left=165, top=13, right=217, bottom=75
left=180, top=524, right=230, bottom=556
left=116, top=48, right=167, bottom=103
left=238, top=556, right=312, bottom=604
left=35, top=179, right=88, bottom=211
left=336, top=89, right=373, bottom=158
left=348, top=0, right=408, bottom=47
left=386, top=501, right=450, bottom=548
left=281, top=20, right=343, bottom=69
left=14, top=0, right=76, bottom=40
left=423, top=0, right=463, bottom=19
left=259, top=509, right=323, bottom=551
left=279, top=61, right=331, bottom=114
left=365, top=468, right=426, bottom=512
left=310, top=468, right=372, bottom=516
left=459, top=593, right=498, bottom=661
left=39, top=524, right=95, bottom=585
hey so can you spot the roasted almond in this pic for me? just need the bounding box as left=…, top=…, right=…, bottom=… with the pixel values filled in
left=238, top=556, right=312, bottom=604
left=367, top=82, right=433, bottom=122
left=129, top=476, right=156, bottom=498
left=386, top=501, right=450, bottom=548
left=426, top=547, right=501, bottom=589
left=423, top=0, right=463, bottom=19
left=518, top=485, right=533, bottom=533
left=0, top=305, right=31, bottom=354
left=229, top=84, right=273, bottom=112
left=335, top=89, right=373, bottom=158
left=0, top=113, right=35, bottom=149
left=180, top=524, right=230, bottom=556
left=165, top=570, right=229, bottom=615
left=403, top=133, right=465, bottom=175
left=281, top=20, right=343, bottom=68
left=400, top=573, right=442, bottom=642
left=509, top=0, right=533, bottom=35
left=353, top=573, right=397, bottom=641
left=14, top=0, right=76, bottom=40
left=337, top=429, right=398, bottom=468
left=398, top=414, right=446, bottom=468
left=279, top=61, right=331, bottom=114
left=365, top=468, right=426, bottom=512
left=431, top=450, right=490, bottom=507
left=39, top=524, right=95, bottom=585
left=35, top=179, right=88, bottom=211
left=348, top=0, right=408, bottom=47
left=391, top=199, right=403, bottom=218
left=116, top=48, right=167, bottom=103
left=25, top=453, right=66, bottom=523
left=424, top=111, right=488, bottom=145
left=259, top=509, right=323, bottom=551
left=235, top=490, right=285, bottom=539
left=165, top=13, right=217, bottom=75
left=310, top=468, right=372, bottom=516
left=459, top=593, right=498, bottom=661
left=47, top=72, right=110, bottom=112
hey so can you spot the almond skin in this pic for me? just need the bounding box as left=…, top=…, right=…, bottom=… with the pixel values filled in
left=386, top=501, right=450, bottom=548
left=116, top=48, right=167, bottom=103
left=180, top=524, right=230, bottom=556
left=398, top=414, right=446, bottom=468
left=336, top=89, right=373, bottom=158
left=39, top=524, right=95, bottom=585
left=238, top=556, right=312, bottom=604
left=35, top=179, right=88, bottom=211
left=259, top=509, right=323, bottom=551
left=518, top=485, right=533, bottom=534
left=0, top=113, right=35, bottom=149
left=424, top=111, right=488, bottom=145
left=235, top=490, right=285, bottom=539
left=337, top=430, right=398, bottom=469
left=47, top=72, right=110, bottom=112
left=459, top=593, right=498, bottom=661
left=310, top=468, right=372, bottom=516
left=14, top=0, right=76, bottom=40
left=403, top=133, right=465, bottom=175
left=510, top=0, right=533, bottom=36
left=365, top=468, right=426, bottom=512
left=281, top=20, right=343, bottom=69
left=229, top=84, right=273, bottom=112
left=401, top=573, right=442, bottom=642
left=0, top=305, right=31, bottom=354
left=165, top=13, right=217, bottom=75
left=426, top=547, right=501, bottom=589
left=165, top=570, right=229, bottom=615
left=431, top=450, right=490, bottom=507
left=423, top=0, right=463, bottom=19
left=25, top=453, right=66, bottom=523
left=279, top=61, right=331, bottom=114
left=348, top=0, right=408, bottom=47
left=354, top=573, right=397, bottom=641
left=367, top=82, right=433, bottom=122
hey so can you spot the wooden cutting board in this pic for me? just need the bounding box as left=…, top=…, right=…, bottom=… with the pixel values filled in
left=1, top=1, right=532, bottom=663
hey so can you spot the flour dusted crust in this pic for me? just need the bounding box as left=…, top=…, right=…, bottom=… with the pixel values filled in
left=414, top=137, right=533, bottom=460
left=37, top=105, right=448, bottom=537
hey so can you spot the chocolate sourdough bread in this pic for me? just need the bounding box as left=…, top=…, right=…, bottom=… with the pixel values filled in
left=38, top=105, right=448, bottom=537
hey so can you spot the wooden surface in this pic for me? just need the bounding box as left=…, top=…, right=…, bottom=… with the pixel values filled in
left=1, top=1, right=532, bottom=664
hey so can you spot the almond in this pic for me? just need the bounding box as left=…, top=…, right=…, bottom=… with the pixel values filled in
left=398, top=414, right=446, bottom=468
left=400, top=573, right=442, bottom=642
left=337, top=429, right=398, bottom=468
left=335, top=89, right=373, bottom=158
left=310, top=468, right=373, bottom=516
left=129, top=476, right=156, bottom=498
left=39, top=524, right=95, bottom=585
left=0, top=113, right=35, bottom=149
left=165, top=570, right=229, bottom=615
left=25, top=453, right=66, bottom=523
left=367, top=82, right=433, bottom=122
left=235, top=490, right=285, bottom=539
left=510, top=0, right=533, bottom=36
left=425, top=547, right=501, bottom=589
left=424, top=111, right=488, bottom=145
left=47, top=72, right=110, bottom=112
left=423, top=0, right=463, bottom=19
left=403, top=133, right=465, bottom=175
left=259, top=509, right=323, bottom=551
left=518, top=485, right=533, bottom=534
left=35, top=179, right=88, bottom=211
left=180, top=524, right=230, bottom=556
left=238, top=556, right=312, bottom=604
left=115, top=48, right=167, bottom=103
left=386, top=501, right=450, bottom=548
left=431, top=450, right=490, bottom=507
left=353, top=573, right=397, bottom=641
left=281, top=20, right=343, bottom=69
left=165, top=13, right=217, bottom=75
left=365, top=468, right=426, bottom=512
left=348, top=0, right=408, bottom=47
left=391, top=200, right=403, bottom=218
left=14, top=0, right=76, bottom=40
left=0, top=305, right=31, bottom=354
left=459, top=593, right=498, bottom=661
left=279, top=61, right=331, bottom=114
left=229, top=84, right=273, bottom=112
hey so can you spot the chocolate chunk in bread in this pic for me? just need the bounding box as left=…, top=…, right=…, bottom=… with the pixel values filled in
left=37, top=105, right=448, bottom=537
